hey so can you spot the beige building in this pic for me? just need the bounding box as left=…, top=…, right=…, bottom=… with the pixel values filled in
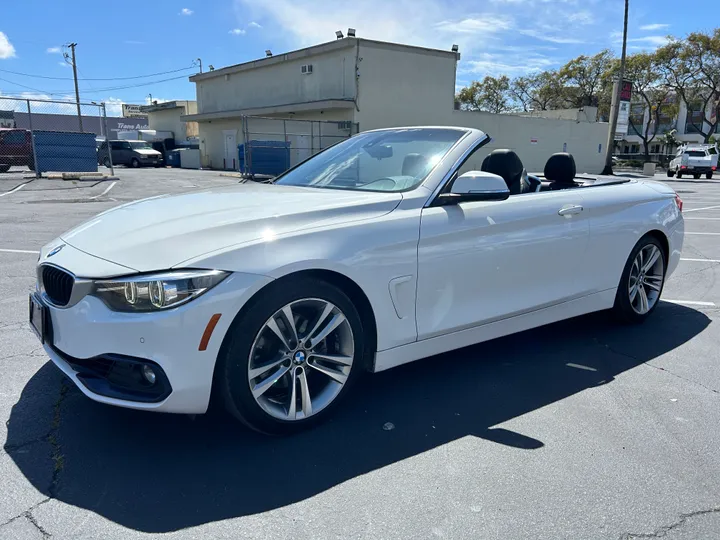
left=143, top=100, right=199, bottom=145
left=183, top=37, right=610, bottom=173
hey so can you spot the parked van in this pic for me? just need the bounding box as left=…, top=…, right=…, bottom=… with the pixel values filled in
left=0, top=129, right=33, bottom=172
left=97, top=140, right=162, bottom=168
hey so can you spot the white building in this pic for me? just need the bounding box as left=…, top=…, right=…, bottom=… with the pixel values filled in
left=183, top=37, right=611, bottom=173
left=621, top=98, right=718, bottom=157
left=143, top=100, right=199, bottom=146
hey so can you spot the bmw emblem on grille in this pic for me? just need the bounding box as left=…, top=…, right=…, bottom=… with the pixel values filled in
left=47, top=244, right=65, bottom=258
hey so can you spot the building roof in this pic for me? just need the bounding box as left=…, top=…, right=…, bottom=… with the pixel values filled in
left=189, top=37, right=459, bottom=83
left=140, top=100, right=194, bottom=113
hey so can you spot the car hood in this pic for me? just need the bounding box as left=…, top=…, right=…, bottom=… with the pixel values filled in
left=60, top=183, right=403, bottom=273
left=134, top=149, right=161, bottom=156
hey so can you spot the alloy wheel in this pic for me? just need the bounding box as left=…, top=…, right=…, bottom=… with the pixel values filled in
left=628, top=244, right=664, bottom=315
left=247, top=298, right=354, bottom=421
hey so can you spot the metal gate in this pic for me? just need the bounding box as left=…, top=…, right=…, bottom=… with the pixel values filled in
left=239, top=116, right=359, bottom=178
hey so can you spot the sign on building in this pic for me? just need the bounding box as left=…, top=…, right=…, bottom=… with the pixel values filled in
left=122, top=104, right=147, bottom=118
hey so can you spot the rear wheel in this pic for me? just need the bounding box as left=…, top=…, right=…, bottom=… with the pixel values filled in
left=130, top=158, right=140, bottom=168
left=694, top=173, right=701, bottom=179
left=676, top=170, right=682, bottom=179
left=613, top=235, right=666, bottom=323
left=707, top=171, right=714, bottom=180
left=666, top=169, right=675, bottom=177
left=217, top=277, right=365, bottom=434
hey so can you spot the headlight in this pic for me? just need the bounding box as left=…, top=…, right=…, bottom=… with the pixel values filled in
left=93, top=270, right=229, bottom=312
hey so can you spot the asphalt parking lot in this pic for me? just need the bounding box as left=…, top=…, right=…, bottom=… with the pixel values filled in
left=1, top=168, right=719, bottom=539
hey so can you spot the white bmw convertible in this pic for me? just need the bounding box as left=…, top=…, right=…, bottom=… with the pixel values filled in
left=30, top=127, right=684, bottom=434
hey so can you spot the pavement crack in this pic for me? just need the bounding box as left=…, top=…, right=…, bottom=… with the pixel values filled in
left=619, top=506, right=720, bottom=539
left=594, top=338, right=720, bottom=395
left=0, top=498, right=51, bottom=535
left=47, top=379, right=69, bottom=498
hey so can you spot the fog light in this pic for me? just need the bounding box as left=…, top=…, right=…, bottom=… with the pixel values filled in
left=141, top=364, right=157, bottom=385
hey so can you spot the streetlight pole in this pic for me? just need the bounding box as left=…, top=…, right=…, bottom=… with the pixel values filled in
left=601, top=0, right=629, bottom=175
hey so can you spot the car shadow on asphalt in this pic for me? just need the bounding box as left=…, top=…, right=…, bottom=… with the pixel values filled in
left=4, top=302, right=711, bottom=533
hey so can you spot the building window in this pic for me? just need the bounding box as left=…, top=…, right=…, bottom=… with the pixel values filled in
left=685, top=104, right=705, bottom=134
left=629, top=103, right=645, bottom=135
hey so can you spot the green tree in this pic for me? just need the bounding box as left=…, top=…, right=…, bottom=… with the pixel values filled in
left=558, top=49, right=615, bottom=108
left=657, top=30, right=720, bottom=143
left=623, top=52, right=678, bottom=162
left=456, top=75, right=512, bottom=113
left=510, top=71, right=566, bottom=111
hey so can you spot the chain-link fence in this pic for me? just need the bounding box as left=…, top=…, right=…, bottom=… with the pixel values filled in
left=238, top=116, right=359, bottom=178
left=0, top=96, right=114, bottom=178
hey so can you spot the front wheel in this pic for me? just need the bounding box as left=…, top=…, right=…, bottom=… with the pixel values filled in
left=130, top=158, right=140, bottom=168
left=613, top=235, right=666, bottom=323
left=667, top=169, right=675, bottom=177
left=217, top=277, right=365, bottom=434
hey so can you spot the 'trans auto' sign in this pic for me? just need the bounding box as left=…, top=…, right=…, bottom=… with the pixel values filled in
left=122, top=104, right=146, bottom=118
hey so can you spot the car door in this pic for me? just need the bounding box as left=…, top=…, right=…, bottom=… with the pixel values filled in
left=416, top=190, right=589, bottom=340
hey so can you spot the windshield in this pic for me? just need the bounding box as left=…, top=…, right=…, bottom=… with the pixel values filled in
left=275, top=128, right=467, bottom=192
left=129, top=141, right=152, bottom=150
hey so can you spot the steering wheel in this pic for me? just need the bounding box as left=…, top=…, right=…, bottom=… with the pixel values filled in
left=361, top=177, right=397, bottom=191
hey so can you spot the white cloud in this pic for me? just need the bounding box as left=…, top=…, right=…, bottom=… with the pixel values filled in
left=626, top=35, right=670, bottom=47
left=640, top=23, right=669, bottom=31
left=229, top=28, right=246, bottom=35
left=0, top=32, right=16, bottom=59
left=179, top=8, right=193, bottom=15
left=435, top=16, right=513, bottom=34
left=58, top=61, right=70, bottom=67
left=248, top=21, right=262, bottom=28
left=46, top=46, right=61, bottom=54
left=567, top=11, right=593, bottom=25
left=462, top=51, right=556, bottom=76
left=519, top=29, right=585, bottom=44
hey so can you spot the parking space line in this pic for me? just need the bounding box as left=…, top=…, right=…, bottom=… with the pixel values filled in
left=0, top=182, right=28, bottom=197
left=663, top=299, right=716, bottom=307
left=0, top=248, right=39, bottom=254
left=684, top=217, right=720, bottom=220
left=684, top=205, right=720, bottom=213
left=89, top=181, right=117, bottom=200
left=685, top=232, right=720, bottom=235
left=681, top=258, right=720, bottom=263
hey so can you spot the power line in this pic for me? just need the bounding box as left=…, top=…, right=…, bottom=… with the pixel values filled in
left=0, top=65, right=196, bottom=81
left=74, top=74, right=193, bottom=94
left=0, top=76, right=54, bottom=95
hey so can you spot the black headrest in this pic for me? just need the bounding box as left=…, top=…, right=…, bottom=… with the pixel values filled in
left=544, top=153, right=576, bottom=184
left=481, top=149, right=524, bottom=193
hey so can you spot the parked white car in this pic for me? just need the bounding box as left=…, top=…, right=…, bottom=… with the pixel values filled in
left=667, top=144, right=718, bottom=179
left=30, top=127, right=684, bottom=434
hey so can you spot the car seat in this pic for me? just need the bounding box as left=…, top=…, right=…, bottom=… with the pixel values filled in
left=544, top=153, right=577, bottom=190
left=480, top=149, right=535, bottom=194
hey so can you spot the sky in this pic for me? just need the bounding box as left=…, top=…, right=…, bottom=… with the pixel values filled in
left=0, top=0, right=717, bottom=116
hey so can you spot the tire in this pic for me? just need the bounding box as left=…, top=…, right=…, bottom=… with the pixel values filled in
left=102, top=157, right=111, bottom=168
left=613, top=235, right=666, bottom=324
left=676, top=170, right=682, bottom=179
left=666, top=169, right=675, bottom=177
left=693, top=174, right=701, bottom=179
left=707, top=172, right=713, bottom=180
left=0, top=164, right=10, bottom=173
left=130, top=158, right=140, bottom=168
left=217, top=277, right=365, bottom=434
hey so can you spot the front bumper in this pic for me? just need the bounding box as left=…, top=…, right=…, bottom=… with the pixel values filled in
left=41, top=271, right=272, bottom=414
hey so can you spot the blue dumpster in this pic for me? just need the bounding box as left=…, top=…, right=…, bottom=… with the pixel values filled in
left=166, top=149, right=182, bottom=168
left=33, top=131, right=97, bottom=173
left=238, top=140, right=290, bottom=176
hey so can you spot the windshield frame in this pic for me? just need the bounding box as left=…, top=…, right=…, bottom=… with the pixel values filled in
left=129, top=141, right=153, bottom=150
left=271, top=127, right=473, bottom=194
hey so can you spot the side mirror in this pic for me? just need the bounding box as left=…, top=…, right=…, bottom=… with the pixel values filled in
left=435, top=171, right=510, bottom=205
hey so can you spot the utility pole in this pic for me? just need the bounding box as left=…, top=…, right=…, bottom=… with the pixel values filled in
left=601, top=0, right=629, bottom=175
left=68, top=43, right=83, bottom=132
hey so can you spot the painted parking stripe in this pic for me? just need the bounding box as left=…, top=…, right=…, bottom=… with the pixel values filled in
left=685, top=232, right=720, bottom=235
left=0, top=248, right=39, bottom=254
left=0, top=183, right=28, bottom=197
left=683, top=205, right=720, bottom=213
left=680, top=258, right=720, bottom=263
left=89, top=181, right=117, bottom=200
left=663, top=299, right=716, bottom=307
left=684, top=217, right=720, bottom=220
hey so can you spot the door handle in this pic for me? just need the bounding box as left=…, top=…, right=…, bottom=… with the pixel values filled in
left=558, top=204, right=584, bottom=217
